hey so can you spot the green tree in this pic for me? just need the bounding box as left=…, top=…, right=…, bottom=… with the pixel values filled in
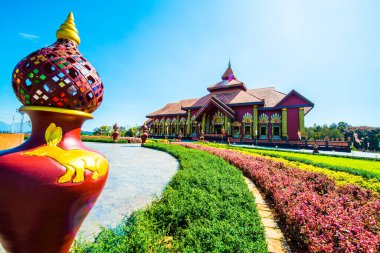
left=119, top=126, right=127, bottom=137
left=93, top=125, right=112, bottom=136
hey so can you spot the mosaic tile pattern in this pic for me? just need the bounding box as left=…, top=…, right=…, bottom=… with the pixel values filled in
left=12, top=39, right=103, bottom=113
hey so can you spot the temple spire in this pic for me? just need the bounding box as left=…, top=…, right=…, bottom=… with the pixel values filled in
left=56, top=12, right=81, bottom=45
left=222, top=60, right=235, bottom=80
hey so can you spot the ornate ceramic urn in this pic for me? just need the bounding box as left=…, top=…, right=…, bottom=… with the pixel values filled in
left=140, top=124, right=148, bottom=145
left=0, top=12, right=108, bottom=253
left=112, top=123, right=120, bottom=142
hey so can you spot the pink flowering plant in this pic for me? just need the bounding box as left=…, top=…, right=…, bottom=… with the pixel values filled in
left=177, top=143, right=380, bottom=252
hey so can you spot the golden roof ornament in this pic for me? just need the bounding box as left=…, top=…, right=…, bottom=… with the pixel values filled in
left=56, top=12, right=81, bottom=45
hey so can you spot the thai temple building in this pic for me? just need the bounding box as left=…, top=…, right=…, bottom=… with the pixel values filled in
left=146, top=63, right=314, bottom=143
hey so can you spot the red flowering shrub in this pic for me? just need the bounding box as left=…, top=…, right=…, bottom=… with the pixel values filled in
left=178, top=143, right=380, bottom=252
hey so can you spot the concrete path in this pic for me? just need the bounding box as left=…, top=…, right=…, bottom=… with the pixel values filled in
left=0, top=143, right=178, bottom=252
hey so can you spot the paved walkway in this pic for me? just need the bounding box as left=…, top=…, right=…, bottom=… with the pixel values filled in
left=245, top=177, right=291, bottom=253
left=0, top=143, right=178, bottom=252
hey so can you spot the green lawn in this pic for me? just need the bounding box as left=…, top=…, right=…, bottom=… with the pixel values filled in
left=72, top=143, right=267, bottom=253
left=201, top=143, right=380, bottom=180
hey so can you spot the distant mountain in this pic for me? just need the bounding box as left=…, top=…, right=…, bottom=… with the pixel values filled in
left=0, top=121, right=31, bottom=133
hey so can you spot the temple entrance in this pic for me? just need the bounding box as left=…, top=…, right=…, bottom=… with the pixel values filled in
left=214, top=124, right=222, bottom=134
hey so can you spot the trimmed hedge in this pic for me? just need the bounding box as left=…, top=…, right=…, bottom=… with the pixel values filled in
left=81, top=135, right=141, bottom=143
left=181, top=143, right=380, bottom=252
left=72, top=143, right=267, bottom=253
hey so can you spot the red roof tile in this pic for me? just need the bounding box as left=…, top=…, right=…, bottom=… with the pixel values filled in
left=146, top=98, right=198, bottom=117
left=246, top=87, right=287, bottom=107
left=190, top=89, right=262, bottom=108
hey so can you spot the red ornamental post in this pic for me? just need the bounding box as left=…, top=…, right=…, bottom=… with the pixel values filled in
left=112, top=123, right=120, bottom=142
left=140, top=124, right=148, bottom=145
left=0, top=12, right=109, bottom=253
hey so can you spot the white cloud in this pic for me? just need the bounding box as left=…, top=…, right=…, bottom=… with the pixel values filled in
left=18, top=33, right=39, bottom=41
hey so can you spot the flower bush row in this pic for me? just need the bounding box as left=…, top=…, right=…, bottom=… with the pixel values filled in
left=81, top=135, right=141, bottom=143
left=201, top=143, right=380, bottom=180
left=198, top=143, right=380, bottom=193
left=178, top=143, right=380, bottom=252
left=233, top=149, right=380, bottom=194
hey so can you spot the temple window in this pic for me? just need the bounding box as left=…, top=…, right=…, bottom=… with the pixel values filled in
left=273, top=124, right=280, bottom=137
left=259, top=114, right=269, bottom=139
left=160, top=119, right=165, bottom=136
left=260, top=124, right=267, bottom=137
left=242, top=113, right=253, bottom=139
left=165, top=119, right=171, bottom=136
left=244, top=124, right=251, bottom=138
left=270, top=113, right=281, bottom=140
left=171, top=118, right=177, bottom=136
left=232, top=121, right=241, bottom=138
left=171, top=123, right=176, bottom=136
left=179, top=117, right=186, bottom=135
left=192, top=121, right=197, bottom=136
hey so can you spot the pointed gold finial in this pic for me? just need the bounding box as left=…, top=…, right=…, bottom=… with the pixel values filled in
left=56, top=12, right=81, bottom=45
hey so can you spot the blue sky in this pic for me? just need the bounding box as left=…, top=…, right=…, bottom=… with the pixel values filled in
left=0, top=0, right=379, bottom=131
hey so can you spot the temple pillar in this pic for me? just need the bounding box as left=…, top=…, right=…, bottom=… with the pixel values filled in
left=206, top=115, right=210, bottom=133
left=162, top=116, right=165, bottom=136
left=150, top=117, right=156, bottom=135
left=228, top=117, right=232, bottom=135
left=224, top=115, right=228, bottom=134
left=201, top=113, right=206, bottom=133
left=176, top=116, right=179, bottom=134
left=282, top=108, right=287, bottom=139
left=253, top=105, right=258, bottom=137
left=299, top=107, right=305, bottom=138
left=186, top=110, right=191, bottom=136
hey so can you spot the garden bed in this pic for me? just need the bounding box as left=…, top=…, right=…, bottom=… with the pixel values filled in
left=72, top=143, right=267, bottom=252
left=179, top=143, right=380, bottom=252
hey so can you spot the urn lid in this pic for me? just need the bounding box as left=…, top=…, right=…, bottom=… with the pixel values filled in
left=12, top=12, right=104, bottom=113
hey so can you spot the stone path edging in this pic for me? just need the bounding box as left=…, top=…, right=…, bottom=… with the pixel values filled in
left=244, top=177, right=292, bottom=253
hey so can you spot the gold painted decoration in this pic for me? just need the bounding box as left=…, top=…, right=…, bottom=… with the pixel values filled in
left=23, top=123, right=108, bottom=184
left=242, top=112, right=253, bottom=123
left=270, top=113, right=281, bottom=123
left=259, top=114, right=269, bottom=124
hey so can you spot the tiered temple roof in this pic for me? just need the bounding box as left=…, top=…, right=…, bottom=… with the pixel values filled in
left=146, top=64, right=313, bottom=118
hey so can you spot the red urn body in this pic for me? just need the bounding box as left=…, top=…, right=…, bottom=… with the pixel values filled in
left=0, top=108, right=108, bottom=253
left=112, top=123, right=120, bottom=142
left=140, top=124, right=148, bottom=145
left=0, top=12, right=109, bottom=253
